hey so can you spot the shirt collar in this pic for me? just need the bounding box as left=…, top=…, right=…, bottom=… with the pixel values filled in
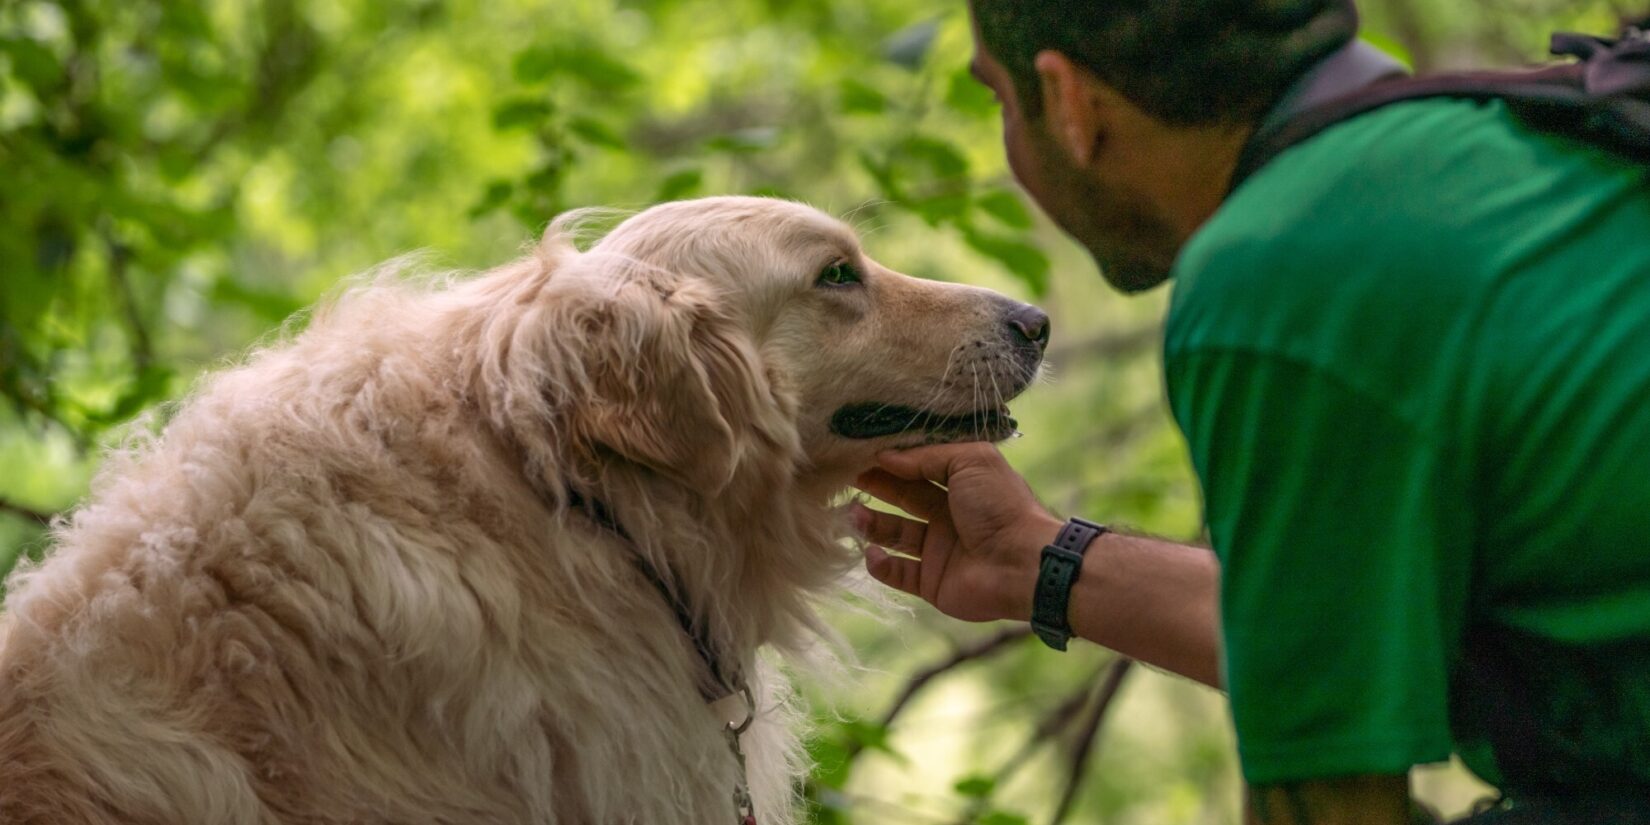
left=1256, top=39, right=1411, bottom=138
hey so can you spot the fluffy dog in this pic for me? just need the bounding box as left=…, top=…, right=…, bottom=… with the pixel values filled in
left=0, top=196, right=1049, bottom=824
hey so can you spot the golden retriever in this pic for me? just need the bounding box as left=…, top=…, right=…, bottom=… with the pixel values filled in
left=0, top=196, right=1049, bottom=824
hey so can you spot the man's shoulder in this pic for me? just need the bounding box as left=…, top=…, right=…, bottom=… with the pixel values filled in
left=1183, top=97, right=1522, bottom=278
left=1166, top=96, right=1578, bottom=362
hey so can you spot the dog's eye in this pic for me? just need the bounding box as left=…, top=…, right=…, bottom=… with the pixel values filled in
left=816, top=261, right=861, bottom=288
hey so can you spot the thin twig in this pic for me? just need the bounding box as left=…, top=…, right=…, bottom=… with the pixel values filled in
left=1049, top=658, right=1135, bottom=825
left=847, top=625, right=1034, bottom=760
left=102, top=229, right=152, bottom=371
left=0, top=498, right=56, bottom=527
left=949, top=664, right=1106, bottom=825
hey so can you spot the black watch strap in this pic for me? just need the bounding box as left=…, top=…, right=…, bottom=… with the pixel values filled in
left=1031, top=517, right=1107, bottom=651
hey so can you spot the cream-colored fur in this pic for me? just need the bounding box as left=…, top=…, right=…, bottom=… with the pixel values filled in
left=0, top=196, right=1043, bottom=824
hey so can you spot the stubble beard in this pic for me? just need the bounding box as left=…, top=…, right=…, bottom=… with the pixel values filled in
left=1028, top=131, right=1182, bottom=294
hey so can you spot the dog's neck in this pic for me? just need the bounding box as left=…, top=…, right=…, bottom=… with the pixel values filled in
left=564, top=484, right=746, bottom=702
left=573, top=460, right=856, bottom=667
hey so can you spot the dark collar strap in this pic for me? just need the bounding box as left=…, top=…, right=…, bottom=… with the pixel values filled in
left=565, top=488, right=744, bottom=702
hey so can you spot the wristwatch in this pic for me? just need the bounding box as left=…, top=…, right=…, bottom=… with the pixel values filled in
left=1031, top=516, right=1107, bottom=651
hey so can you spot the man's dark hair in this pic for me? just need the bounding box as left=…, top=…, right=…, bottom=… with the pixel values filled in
left=969, top=0, right=1360, bottom=126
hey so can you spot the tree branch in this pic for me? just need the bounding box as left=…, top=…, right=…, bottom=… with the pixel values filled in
left=949, top=663, right=1105, bottom=825
left=0, top=498, right=56, bottom=528
left=102, top=228, right=152, bottom=371
left=1049, top=658, right=1135, bottom=825
left=847, top=625, right=1035, bottom=760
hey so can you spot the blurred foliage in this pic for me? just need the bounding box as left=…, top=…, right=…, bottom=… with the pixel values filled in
left=0, top=0, right=1635, bottom=821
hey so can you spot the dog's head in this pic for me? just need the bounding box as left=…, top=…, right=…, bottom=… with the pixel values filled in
left=478, top=196, right=1047, bottom=494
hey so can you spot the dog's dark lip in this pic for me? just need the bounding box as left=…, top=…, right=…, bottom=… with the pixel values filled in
left=829, top=402, right=1018, bottom=441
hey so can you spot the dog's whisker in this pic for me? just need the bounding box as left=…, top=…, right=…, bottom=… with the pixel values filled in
left=896, top=343, right=967, bottom=434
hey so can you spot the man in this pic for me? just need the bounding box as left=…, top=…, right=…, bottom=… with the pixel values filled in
left=850, top=1, right=1650, bottom=822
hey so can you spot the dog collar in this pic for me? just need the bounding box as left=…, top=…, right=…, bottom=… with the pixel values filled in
left=565, top=487, right=759, bottom=824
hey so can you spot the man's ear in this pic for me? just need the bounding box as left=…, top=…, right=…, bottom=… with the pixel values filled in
left=560, top=269, right=773, bottom=495
left=1033, top=50, right=1109, bottom=167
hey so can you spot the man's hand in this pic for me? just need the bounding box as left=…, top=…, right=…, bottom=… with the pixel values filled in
left=850, top=442, right=1061, bottom=623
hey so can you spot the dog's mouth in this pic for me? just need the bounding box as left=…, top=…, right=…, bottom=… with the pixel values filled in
left=828, top=402, right=1019, bottom=443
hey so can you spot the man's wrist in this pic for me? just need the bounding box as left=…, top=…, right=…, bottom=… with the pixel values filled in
left=1004, top=512, right=1064, bottom=622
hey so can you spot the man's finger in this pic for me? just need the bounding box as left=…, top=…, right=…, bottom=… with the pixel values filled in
left=853, top=468, right=947, bottom=520
left=863, top=543, right=922, bottom=598
left=848, top=500, right=928, bottom=555
left=876, top=442, right=1000, bottom=485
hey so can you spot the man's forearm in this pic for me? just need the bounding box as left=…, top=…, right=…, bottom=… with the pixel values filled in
left=1075, top=532, right=1223, bottom=687
left=1018, top=524, right=1223, bottom=688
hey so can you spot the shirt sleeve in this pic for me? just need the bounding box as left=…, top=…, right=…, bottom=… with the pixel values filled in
left=1166, top=348, right=1469, bottom=785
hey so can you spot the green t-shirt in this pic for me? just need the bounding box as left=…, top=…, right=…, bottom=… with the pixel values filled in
left=1165, top=97, right=1650, bottom=794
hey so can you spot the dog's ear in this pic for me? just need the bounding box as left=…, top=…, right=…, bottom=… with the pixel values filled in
left=556, top=268, right=772, bottom=495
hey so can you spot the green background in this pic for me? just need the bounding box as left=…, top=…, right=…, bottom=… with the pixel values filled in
left=0, top=0, right=1627, bottom=821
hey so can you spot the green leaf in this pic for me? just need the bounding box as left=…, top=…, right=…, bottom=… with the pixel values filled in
left=566, top=116, right=625, bottom=150
left=843, top=720, right=905, bottom=763
left=87, top=365, right=176, bottom=426
left=953, top=775, right=996, bottom=798
left=654, top=168, right=703, bottom=202
left=907, top=192, right=969, bottom=226
left=0, top=37, right=63, bottom=91
left=806, top=732, right=854, bottom=790
left=492, top=98, right=554, bottom=130
left=470, top=180, right=514, bottom=218
left=976, top=189, right=1033, bottom=229
left=961, top=224, right=1050, bottom=295
left=944, top=66, right=996, bottom=117
left=513, top=43, right=641, bottom=92
left=857, top=149, right=902, bottom=200
left=896, top=135, right=968, bottom=179
left=1360, top=33, right=1414, bottom=70
left=838, top=78, right=890, bottom=114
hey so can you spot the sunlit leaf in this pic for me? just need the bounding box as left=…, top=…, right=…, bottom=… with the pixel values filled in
left=945, top=65, right=997, bottom=117
left=896, top=134, right=969, bottom=179
left=493, top=98, right=554, bottom=131
left=513, top=43, right=642, bottom=92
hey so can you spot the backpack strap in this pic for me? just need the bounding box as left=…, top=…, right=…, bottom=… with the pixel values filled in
left=1230, top=26, right=1650, bottom=193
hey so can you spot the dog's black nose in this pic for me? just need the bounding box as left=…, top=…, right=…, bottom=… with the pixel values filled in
left=1005, top=305, right=1051, bottom=352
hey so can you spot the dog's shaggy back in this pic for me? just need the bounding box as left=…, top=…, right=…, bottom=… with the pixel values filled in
left=0, top=215, right=858, bottom=825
